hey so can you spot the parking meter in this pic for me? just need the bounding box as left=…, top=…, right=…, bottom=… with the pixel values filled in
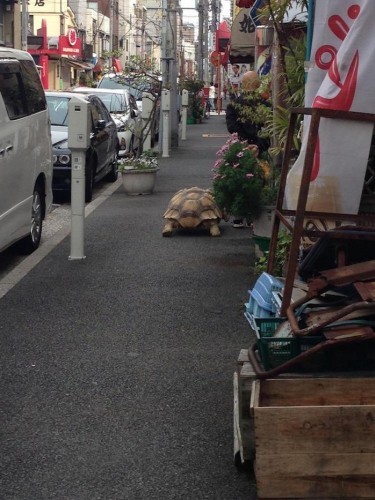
left=161, top=90, right=170, bottom=157
left=181, top=89, right=189, bottom=141
left=161, top=89, right=171, bottom=111
left=181, top=89, right=189, bottom=107
left=68, top=95, right=90, bottom=261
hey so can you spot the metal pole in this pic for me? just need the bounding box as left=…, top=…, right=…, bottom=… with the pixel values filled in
left=21, top=0, right=28, bottom=51
left=197, top=1, right=204, bottom=80
left=169, top=0, right=179, bottom=148
left=159, top=0, right=168, bottom=155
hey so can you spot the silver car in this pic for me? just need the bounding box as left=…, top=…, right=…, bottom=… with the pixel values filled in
left=73, top=87, right=142, bottom=157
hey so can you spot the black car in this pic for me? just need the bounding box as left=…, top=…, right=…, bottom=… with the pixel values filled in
left=46, top=91, right=119, bottom=202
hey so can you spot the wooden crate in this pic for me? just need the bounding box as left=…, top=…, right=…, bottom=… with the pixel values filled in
left=233, top=349, right=257, bottom=464
left=252, top=377, right=375, bottom=499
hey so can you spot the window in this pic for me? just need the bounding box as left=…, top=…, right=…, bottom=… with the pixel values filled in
left=90, top=101, right=101, bottom=129
left=20, top=60, right=46, bottom=114
left=0, top=59, right=46, bottom=120
left=0, top=61, right=27, bottom=120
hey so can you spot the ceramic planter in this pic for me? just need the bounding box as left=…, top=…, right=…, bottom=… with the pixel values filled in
left=120, top=168, right=159, bottom=195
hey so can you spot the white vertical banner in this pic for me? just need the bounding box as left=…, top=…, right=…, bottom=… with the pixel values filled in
left=285, top=0, right=375, bottom=214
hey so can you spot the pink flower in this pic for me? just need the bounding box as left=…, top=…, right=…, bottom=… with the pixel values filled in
left=245, top=173, right=254, bottom=178
left=233, top=162, right=240, bottom=168
left=237, top=152, right=244, bottom=158
left=216, top=144, right=229, bottom=156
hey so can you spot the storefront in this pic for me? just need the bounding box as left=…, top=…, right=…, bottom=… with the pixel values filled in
left=28, top=19, right=93, bottom=90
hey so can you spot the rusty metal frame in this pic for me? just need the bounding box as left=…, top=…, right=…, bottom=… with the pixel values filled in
left=266, top=107, right=375, bottom=316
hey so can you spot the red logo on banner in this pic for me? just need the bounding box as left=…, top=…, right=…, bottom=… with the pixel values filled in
left=311, top=4, right=361, bottom=181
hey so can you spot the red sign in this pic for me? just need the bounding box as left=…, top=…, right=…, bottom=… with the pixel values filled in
left=67, top=28, right=78, bottom=46
left=236, top=0, right=255, bottom=6
left=210, top=51, right=222, bottom=67
left=59, top=35, right=82, bottom=57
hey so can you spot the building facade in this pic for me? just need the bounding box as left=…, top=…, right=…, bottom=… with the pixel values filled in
left=0, top=0, right=203, bottom=87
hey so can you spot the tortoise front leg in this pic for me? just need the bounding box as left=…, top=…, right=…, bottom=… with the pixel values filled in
left=162, top=220, right=175, bottom=237
left=209, top=223, right=221, bottom=237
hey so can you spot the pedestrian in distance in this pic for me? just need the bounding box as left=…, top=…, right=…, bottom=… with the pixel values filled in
left=209, top=82, right=216, bottom=112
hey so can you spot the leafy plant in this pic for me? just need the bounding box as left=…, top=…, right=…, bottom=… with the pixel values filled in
left=255, top=230, right=292, bottom=276
left=262, top=34, right=307, bottom=157
left=179, top=78, right=205, bottom=120
left=117, top=150, right=158, bottom=171
left=212, top=135, right=267, bottom=220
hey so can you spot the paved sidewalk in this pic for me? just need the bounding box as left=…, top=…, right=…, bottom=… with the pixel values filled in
left=0, top=115, right=258, bottom=500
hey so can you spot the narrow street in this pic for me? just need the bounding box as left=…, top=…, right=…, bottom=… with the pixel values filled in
left=0, top=116, right=259, bottom=500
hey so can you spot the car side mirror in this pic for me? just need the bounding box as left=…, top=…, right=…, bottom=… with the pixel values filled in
left=131, top=109, right=138, bottom=119
left=96, top=119, right=106, bottom=130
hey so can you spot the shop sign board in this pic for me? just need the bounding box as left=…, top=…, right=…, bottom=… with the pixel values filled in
left=286, top=0, right=375, bottom=215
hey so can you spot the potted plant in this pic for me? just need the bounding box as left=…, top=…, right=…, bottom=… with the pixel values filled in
left=255, top=229, right=292, bottom=277
left=252, top=159, right=280, bottom=239
left=117, top=150, right=159, bottom=195
left=212, top=134, right=268, bottom=222
left=179, top=77, right=205, bottom=124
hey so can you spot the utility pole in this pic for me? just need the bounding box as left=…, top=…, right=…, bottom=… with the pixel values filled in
left=160, top=0, right=180, bottom=149
left=203, top=0, right=209, bottom=83
left=197, top=0, right=209, bottom=83
left=21, top=0, right=28, bottom=51
left=197, top=0, right=204, bottom=80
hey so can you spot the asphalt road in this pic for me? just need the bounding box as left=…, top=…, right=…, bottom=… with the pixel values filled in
left=0, top=116, right=259, bottom=500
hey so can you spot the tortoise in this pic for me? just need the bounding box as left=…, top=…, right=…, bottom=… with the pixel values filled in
left=162, top=187, right=223, bottom=237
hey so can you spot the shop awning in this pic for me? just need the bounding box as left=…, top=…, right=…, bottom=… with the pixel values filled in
left=229, top=8, right=256, bottom=64
left=61, top=56, right=94, bottom=70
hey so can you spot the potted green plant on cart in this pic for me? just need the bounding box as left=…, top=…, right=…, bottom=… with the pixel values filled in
left=212, top=135, right=269, bottom=223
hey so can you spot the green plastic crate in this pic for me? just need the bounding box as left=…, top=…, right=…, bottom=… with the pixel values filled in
left=252, top=235, right=270, bottom=253
left=255, top=318, right=323, bottom=370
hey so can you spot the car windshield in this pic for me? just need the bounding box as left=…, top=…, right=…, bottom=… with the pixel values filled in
left=96, top=93, right=129, bottom=114
left=46, top=96, right=70, bottom=126
left=99, top=76, right=149, bottom=101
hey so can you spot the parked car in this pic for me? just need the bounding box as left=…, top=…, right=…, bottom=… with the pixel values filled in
left=97, top=73, right=160, bottom=146
left=0, top=47, right=53, bottom=254
left=73, top=86, right=142, bottom=157
left=45, top=91, right=119, bottom=203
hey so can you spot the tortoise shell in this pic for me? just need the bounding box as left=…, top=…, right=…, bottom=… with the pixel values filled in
left=163, top=187, right=222, bottom=228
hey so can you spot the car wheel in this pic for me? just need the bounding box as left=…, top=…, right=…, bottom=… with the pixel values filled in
left=17, top=184, right=43, bottom=254
left=106, top=152, right=118, bottom=182
left=85, top=160, right=95, bottom=203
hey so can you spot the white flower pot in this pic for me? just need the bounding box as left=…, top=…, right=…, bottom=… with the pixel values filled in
left=120, top=168, right=159, bottom=195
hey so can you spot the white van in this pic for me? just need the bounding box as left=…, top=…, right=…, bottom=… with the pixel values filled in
left=0, top=48, right=53, bottom=254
